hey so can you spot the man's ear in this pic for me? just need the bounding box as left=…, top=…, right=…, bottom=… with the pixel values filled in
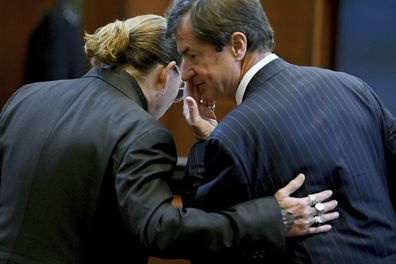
left=230, top=32, right=247, bottom=60
left=159, top=61, right=177, bottom=86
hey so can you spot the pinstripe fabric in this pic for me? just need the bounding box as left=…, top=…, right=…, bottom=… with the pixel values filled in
left=186, top=58, right=396, bottom=263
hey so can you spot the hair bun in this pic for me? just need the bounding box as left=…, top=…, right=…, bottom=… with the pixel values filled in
left=84, top=20, right=130, bottom=65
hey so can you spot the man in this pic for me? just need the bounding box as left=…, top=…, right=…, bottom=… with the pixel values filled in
left=166, top=0, right=396, bottom=263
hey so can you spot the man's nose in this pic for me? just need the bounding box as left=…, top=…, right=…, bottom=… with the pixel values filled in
left=180, top=60, right=193, bottom=81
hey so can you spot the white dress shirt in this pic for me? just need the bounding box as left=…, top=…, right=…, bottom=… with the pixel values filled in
left=235, top=53, right=279, bottom=105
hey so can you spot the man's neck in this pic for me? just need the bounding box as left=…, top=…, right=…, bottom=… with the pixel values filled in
left=240, top=51, right=272, bottom=79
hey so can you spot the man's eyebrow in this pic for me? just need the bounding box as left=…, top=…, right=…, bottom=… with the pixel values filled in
left=180, top=47, right=191, bottom=56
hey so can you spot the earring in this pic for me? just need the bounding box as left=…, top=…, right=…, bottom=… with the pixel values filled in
left=160, top=87, right=165, bottom=96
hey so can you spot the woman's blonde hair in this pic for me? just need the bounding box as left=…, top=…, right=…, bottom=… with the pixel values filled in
left=84, top=15, right=180, bottom=73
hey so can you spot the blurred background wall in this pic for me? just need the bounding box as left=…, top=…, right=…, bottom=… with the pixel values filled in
left=0, top=1, right=395, bottom=262
left=334, top=0, right=396, bottom=114
left=0, top=0, right=340, bottom=157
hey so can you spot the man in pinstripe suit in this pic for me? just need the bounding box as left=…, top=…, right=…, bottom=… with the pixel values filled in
left=167, top=0, right=396, bottom=263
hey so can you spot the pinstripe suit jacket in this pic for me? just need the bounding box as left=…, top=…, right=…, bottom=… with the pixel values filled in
left=185, top=58, right=396, bottom=263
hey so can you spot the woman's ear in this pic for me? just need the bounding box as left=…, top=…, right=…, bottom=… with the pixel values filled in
left=231, top=32, right=247, bottom=60
left=159, top=61, right=177, bottom=86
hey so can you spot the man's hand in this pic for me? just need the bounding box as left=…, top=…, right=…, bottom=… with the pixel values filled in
left=183, top=81, right=218, bottom=140
left=274, top=174, right=339, bottom=237
left=183, top=96, right=217, bottom=140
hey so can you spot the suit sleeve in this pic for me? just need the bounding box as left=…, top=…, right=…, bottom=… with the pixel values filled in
left=114, top=127, right=285, bottom=259
left=380, top=103, right=396, bottom=211
left=186, top=136, right=259, bottom=211
left=367, top=85, right=396, bottom=210
left=382, top=106, right=396, bottom=155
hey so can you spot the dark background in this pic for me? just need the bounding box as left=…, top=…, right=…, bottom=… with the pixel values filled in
left=335, top=0, right=396, bottom=114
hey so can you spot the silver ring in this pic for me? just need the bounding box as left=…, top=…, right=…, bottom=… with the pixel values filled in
left=312, top=215, right=323, bottom=226
left=314, top=202, right=325, bottom=215
left=207, top=103, right=216, bottom=111
left=307, top=194, right=317, bottom=206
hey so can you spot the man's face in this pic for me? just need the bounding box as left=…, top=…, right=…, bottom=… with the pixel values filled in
left=175, top=14, right=241, bottom=102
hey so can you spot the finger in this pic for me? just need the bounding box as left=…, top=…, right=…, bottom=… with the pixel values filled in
left=198, top=99, right=211, bottom=115
left=201, top=105, right=217, bottom=120
left=321, top=200, right=338, bottom=213
left=184, top=81, right=194, bottom=98
left=183, top=97, right=191, bottom=120
left=206, top=99, right=215, bottom=108
left=278, top=174, right=305, bottom=196
left=185, top=96, right=200, bottom=125
left=183, top=82, right=190, bottom=97
left=308, top=224, right=332, bottom=234
left=319, top=211, right=339, bottom=223
left=310, top=190, right=333, bottom=203
left=306, top=211, right=339, bottom=235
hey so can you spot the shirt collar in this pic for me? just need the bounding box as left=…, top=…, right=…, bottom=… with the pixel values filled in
left=235, top=53, right=279, bottom=105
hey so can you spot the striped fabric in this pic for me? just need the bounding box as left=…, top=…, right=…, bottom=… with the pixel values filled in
left=187, top=58, right=396, bottom=263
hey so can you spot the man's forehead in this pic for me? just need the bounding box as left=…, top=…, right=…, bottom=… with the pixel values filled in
left=174, top=18, right=197, bottom=53
left=175, top=13, right=192, bottom=37
left=174, top=12, right=217, bottom=55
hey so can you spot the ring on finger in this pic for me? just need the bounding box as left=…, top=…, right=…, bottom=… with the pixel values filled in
left=307, top=194, right=317, bottom=206
left=207, top=103, right=216, bottom=111
left=312, top=215, right=323, bottom=226
left=314, top=202, right=325, bottom=215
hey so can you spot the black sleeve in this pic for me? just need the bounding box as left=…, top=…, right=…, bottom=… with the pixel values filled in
left=115, top=128, right=285, bottom=259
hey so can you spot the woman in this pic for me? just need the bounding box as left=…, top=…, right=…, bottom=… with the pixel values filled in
left=0, top=15, right=336, bottom=263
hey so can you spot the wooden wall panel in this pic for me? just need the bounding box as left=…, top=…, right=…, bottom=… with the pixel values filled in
left=82, top=0, right=126, bottom=33
left=0, top=0, right=52, bottom=107
left=262, top=0, right=315, bottom=65
left=125, top=0, right=171, bottom=17
left=261, top=0, right=336, bottom=68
